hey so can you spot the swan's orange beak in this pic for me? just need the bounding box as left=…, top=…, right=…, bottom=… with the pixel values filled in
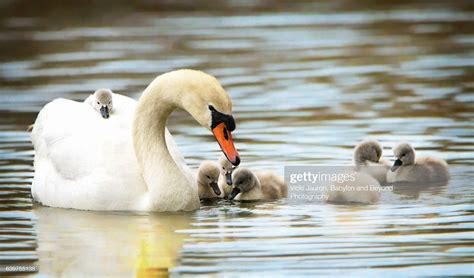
left=212, top=122, right=240, bottom=166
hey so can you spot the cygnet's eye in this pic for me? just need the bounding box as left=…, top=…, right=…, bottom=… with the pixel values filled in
left=206, top=175, right=211, bottom=179
left=222, top=167, right=225, bottom=170
left=402, top=153, right=406, bottom=157
left=108, top=101, right=111, bottom=105
left=97, top=101, right=100, bottom=105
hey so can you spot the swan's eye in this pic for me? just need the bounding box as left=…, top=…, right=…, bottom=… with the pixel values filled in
left=108, top=101, right=111, bottom=105
left=222, top=167, right=225, bottom=170
left=208, top=105, right=215, bottom=111
left=206, top=175, right=210, bottom=179
left=97, top=101, right=100, bottom=105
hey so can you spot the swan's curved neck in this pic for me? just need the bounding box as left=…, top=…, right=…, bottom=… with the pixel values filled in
left=132, top=78, right=198, bottom=211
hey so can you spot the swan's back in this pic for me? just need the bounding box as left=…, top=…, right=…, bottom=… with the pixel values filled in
left=31, top=93, right=191, bottom=210
left=31, top=98, right=148, bottom=210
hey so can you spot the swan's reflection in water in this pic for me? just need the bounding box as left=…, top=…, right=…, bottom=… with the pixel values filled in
left=389, top=181, right=448, bottom=200
left=33, top=205, right=192, bottom=277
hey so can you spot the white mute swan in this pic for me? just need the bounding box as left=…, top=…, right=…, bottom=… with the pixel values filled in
left=85, top=88, right=114, bottom=118
left=353, top=139, right=390, bottom=183
left=197, top=161, right=221, bottom=199
left=387, top=143, right=449, bottom=183
left=228, top=168, right=287, bottom=201
left=31, top=69, right=240, bottom=211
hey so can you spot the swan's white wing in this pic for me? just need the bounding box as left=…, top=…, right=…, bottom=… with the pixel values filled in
left=31, top=99, right=96, bottom=204
left=84, top=94, right=93, bottom=106
left=109, top=93, right=137, bottom=119
left=31, top=98, right=147, bottom=210
left=31, top=94, right=191, bottom=210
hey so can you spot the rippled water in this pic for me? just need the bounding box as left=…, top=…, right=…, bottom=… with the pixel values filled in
left=0, top=0, right=473, bottom=276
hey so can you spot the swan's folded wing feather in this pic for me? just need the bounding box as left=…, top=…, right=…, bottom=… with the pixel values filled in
left=32, top=98, right=96, bottom=145
left=31, top=99, right=100, bottom=184
left=30, top=94, right=192, bottom=210
left=31, top=98, right=147, bottom=209
left=110, top=93, right=137, bottom=118
left=31, top=99, right=97, bottom=203
left=84, top=94, right=93, bottom=105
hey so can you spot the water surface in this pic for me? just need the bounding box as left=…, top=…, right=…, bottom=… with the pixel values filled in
left=0, top=0, right=473, bottom=276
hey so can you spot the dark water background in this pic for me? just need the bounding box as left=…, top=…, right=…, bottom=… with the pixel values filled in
left=0, top=0, right=473, bottom=276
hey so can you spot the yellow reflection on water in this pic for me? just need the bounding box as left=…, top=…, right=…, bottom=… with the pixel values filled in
left=135, top=213, right=192, bottom=278
left=33, top=205, right=193, bottom=277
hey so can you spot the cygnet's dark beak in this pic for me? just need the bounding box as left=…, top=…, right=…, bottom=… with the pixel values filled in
left=391, top=159, right=403, bottom=172
left=100, top=106, right=109, bottom=119
left=225, top=171, right=233, bottom=186
left=209, top=181, right=221, bottom=196
left=228, top=187, right=241, bottom=200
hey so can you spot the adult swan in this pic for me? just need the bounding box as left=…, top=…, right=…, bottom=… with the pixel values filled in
left=30, top=69, right=240, bottom=211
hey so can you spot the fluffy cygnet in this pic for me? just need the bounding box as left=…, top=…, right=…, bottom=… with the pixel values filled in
left=325, top=171, right=381, bottom=204
left=387, top=143, right=449, bottom=183
left=85, top=89, right=114, bottom=119
left=228, top=168, right=287, bottom=201
left=218, top=155, right=236, bottom=198
left=197, top=161, right=221, bottom=199
left=254, top=170, right=288, bottom=197
left=353, top=139, right=390, bottom=183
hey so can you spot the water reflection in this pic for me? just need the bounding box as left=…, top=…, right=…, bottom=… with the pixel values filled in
left=0, top=0, right=473, bottom=276
left=173, top=201, right=473, bottom=276
left=33, top=206, right=192, bottom=277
